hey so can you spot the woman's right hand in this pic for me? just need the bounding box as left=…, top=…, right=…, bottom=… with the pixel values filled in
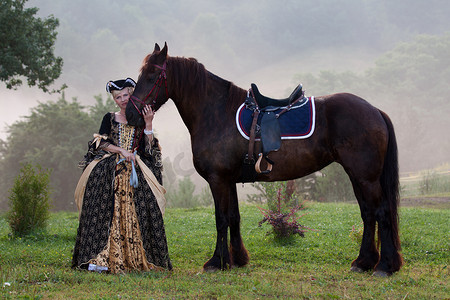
left=121, top=149, right=136, bottom=164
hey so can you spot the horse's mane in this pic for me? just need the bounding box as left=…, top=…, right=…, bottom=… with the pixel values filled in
left=226, top=79, right=247, bottom=111
left=166, top=56, right=246, bottom=110
left=166, top=56, right=207, bottom=101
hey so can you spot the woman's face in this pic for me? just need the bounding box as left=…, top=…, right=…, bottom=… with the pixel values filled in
left=113, top=88, right=131, bottom=110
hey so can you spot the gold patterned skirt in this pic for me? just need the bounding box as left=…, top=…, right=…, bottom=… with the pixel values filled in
left=88, top=159, right=163, bottom=273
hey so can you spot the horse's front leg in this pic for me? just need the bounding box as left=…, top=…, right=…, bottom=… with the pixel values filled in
left=228, top=183, right=249, bottom=267
left=203, top=178, right=248, bottom=271
left=203, top=178, right=231, bottom=271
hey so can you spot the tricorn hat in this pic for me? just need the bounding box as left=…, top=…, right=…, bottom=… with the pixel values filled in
left=106, top=78, right=136, bottom=93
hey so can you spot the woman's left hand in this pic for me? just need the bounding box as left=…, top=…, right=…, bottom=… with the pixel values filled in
left=143, top=105, right=154, bottom=126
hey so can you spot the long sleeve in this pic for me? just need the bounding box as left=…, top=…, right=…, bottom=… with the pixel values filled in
left=99, top=113, right=112, bottom=136
left=137, top=135, right=163, bottom=185
left=98, top=113, right=114, bottom=149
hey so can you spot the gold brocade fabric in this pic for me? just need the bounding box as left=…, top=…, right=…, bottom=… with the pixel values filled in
left=117, top=123, right=135, bottom=152
left=88, top=123, right=162, bottom=273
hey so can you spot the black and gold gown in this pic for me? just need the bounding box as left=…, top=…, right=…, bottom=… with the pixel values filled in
left=72, top=112, right=172, bottom=273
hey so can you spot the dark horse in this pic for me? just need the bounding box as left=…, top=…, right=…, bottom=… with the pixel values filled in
left=126, top=43, right=402, bottom=276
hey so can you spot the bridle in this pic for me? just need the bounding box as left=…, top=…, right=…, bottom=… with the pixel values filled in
left=129, top=61, right=169, bottom=115
left=128, top=61, right=168, bottom=152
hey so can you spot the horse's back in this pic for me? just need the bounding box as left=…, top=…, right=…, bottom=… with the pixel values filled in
left=321, top=92, right=381, bottom=118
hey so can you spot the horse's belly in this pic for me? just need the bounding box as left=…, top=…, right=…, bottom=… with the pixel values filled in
left=255, top=140, right=333, bottom=182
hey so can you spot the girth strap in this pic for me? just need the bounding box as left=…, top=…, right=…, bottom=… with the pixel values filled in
left=247, top=109, right=259, bottom=163
left=245, top=88, right=275, bottom=174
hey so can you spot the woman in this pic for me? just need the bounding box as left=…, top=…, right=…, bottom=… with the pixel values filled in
left=72, top=78, right=172, bottom=273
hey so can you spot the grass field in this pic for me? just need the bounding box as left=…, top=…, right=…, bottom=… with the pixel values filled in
left=1, top=202, right=448, bottom=299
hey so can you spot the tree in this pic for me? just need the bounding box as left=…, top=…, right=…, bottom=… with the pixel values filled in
left=0, top=0, right=63, bottom=92
left=0, top=94, right=115, bottom=211
left=292, top=33, right=450, bottom=171
left=165, top=176, right=200, bottom=208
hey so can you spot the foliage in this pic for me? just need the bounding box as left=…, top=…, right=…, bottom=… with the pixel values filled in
left=247, top=181, right=300, bottom=209
left=401, top=166, right=450, bottom=197
left=419, top=170, right=450, bottom=195
left=161, top=157, right=177, bottom=194
left=309, top=163, right=356, bottom=202
left=246, top=182, right=267, bottom=204
left=419, top=170, right=437, bottom=195
left=197, top=186, right=213, bottom=207
left=253, top=181, right=308, bottom=238
left=258, top=187, right=308, bottom=238
left=0, top=94, right=116, bottom=211
left=0, top=0, right=63, bottom=92
left=349, top=222, right=364, bottom=244
left=88, top=95, right=117, bottom=123
left=163, top=157, right=213, bottom=208
left=18, top=0, right=450, bottom=94
left=250, top=165, right=355, bottom=203
left=165, top=176, right=200, bottom=208
left=293, top=34, right=450, bottom=171
left=0, top=203, right=448, bottom=298
left=6, top=163, right=51, bottom=236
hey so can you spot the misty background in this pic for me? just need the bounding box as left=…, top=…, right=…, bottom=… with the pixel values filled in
left=1, top=0, right=449, bottom=210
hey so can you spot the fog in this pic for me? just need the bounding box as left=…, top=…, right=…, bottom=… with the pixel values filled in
left=2, top=0, right=449, bottom=186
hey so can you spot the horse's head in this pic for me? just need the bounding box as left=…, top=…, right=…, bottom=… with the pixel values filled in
left=126, top=42, right=170, bottom=127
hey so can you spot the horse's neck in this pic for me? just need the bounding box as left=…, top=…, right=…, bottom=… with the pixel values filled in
left=171, top=98, right=200, bottom=134
left=169, top=59, right=245, bottom=134
left=171, top=92, right=221, bottom=135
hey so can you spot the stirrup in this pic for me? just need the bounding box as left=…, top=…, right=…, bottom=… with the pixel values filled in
left=255, top=153, right=273, bottom=174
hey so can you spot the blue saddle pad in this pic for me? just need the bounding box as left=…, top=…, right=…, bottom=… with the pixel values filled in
left=236, top=97, right=316, bottom=140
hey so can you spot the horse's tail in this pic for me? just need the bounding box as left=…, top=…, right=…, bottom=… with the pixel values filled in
left=379, top=110, right=401, bottom=253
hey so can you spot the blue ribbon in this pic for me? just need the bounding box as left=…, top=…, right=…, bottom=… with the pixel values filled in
left=130, top=160, right=138, bottom=188
left=117, top=151, right=138, bottom=188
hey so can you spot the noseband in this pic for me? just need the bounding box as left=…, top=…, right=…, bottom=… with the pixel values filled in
left=129, top=61, right=169, bottom=115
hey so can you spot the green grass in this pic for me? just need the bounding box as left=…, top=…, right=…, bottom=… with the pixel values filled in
left=1, top=202, right=448, bottom=299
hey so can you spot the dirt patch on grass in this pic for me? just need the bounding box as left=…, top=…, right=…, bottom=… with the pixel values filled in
left=400, top=197, right=450, bottom=209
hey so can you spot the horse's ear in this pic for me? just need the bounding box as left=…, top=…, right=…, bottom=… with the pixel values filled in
left=154, top=43, right=161, bottom=52
left=155, top=42, right=168, bottom=66
left=161, top=42, right=168, bottom=57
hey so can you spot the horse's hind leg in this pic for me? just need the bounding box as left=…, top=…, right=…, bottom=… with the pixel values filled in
left=350, top=179, right=380, bottom=272
left=349, top=178, right=402, bottom=275
left=374, top=194, right=403, bottom=276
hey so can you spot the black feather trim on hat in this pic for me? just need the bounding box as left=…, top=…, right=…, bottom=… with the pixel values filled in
left=106, top=78, right=136, bottom=93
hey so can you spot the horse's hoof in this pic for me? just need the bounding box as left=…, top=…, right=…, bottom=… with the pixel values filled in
left=350, top=266, right=364, bottom=273
left=203, top=266, right=220, bottom=273
left=372, top=270, right=390, bottom=277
